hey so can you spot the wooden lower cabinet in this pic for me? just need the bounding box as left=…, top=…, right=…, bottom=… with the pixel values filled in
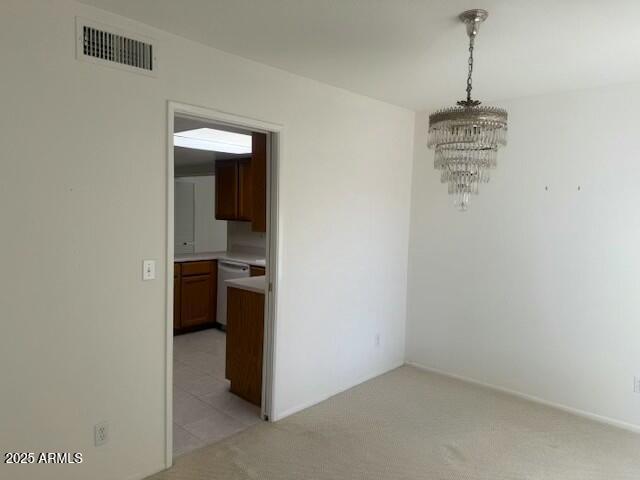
left=180, top=274, right=213, bottom=328
left=226, top=287, right=264, bottom=406
left=173, top=269, right=181, bottom=329
left=174, top=260, right=218, bottom=334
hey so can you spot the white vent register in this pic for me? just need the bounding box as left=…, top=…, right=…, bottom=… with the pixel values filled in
left=76, top=18, right=157, bottom=76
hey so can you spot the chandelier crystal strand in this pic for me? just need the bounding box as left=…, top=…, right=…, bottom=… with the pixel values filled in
left=427, top=9, right=508, bottom=211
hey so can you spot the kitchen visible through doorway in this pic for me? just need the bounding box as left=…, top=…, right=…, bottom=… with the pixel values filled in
left=167, top=106, right=279, bottom=461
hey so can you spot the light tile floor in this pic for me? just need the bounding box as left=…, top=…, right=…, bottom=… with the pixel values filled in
left=173, top=328, right=261, bottom=457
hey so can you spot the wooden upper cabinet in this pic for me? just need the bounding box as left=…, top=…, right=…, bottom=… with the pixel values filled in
left=215, top=160, right=239, bottom=220
left=214, top=131, right=267, bottom=229
left=237, top=158, right=253, bottom=221
left=251, top=132, right=267, bottom=233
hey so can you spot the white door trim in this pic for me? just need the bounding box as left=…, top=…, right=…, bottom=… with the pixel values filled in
left=165, top=101, right=283, bottom=468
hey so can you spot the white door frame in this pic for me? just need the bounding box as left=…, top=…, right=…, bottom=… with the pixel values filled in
left=165, top=101, right=282, bottom=467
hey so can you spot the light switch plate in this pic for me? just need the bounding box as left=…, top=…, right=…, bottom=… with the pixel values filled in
left=142, top=260, right=156, bottom=281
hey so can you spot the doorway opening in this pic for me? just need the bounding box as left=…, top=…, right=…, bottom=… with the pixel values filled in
left=166, top=103, right=280, bottom=464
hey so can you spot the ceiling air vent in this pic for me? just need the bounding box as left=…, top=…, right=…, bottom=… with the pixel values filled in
left=76, top=18, right=157, bottom=77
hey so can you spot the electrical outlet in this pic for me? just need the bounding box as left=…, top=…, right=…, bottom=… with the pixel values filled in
left=94, top=422, right=109, bottom=447
left=634, top=377, right=640, bottom=394
left=375, top=333, right=381, bottom=348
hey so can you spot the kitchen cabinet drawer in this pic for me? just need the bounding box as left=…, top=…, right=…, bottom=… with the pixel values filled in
left=181, top=260, right=214, bottom=276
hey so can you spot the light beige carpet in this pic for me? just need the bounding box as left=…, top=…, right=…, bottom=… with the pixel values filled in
left=148, top=366, right=640, bottom=479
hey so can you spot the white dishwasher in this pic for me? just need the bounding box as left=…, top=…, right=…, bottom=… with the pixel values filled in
left=217, top=260, right=250, bottom=327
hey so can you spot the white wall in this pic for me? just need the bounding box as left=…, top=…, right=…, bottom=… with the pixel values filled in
left=175, top=176, right=227, bottom=253
left=227, top=221, right=265, bottom=254
left=407, top=83, right=640, bottom=431
left=0, top=2, right=414, bottom=479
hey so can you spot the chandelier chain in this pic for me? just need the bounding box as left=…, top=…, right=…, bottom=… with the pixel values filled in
left=466, top=36, right=475, bottom=103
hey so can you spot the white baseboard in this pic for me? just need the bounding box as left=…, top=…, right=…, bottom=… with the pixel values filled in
left=406, top=361, right=640, bottom=435
left=272, top=360, right=405, bottom=421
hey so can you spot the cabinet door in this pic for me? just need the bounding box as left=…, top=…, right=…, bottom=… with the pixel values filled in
left=226, top=287, right=264, bottom=406
left=237, top=158, right=253, bottom=221
left=215, top=160, right=238, bottom=220
left=180, top=274, right=213, bottom=328
left=251, top=132, right=267, bottom=232
left=210, top=260, right=218, bottom=324
left=173, top=264, right=181, bottom=330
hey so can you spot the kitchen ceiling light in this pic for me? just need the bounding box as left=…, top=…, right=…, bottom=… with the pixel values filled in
left=427, top=9, right=508, bottom=211
left=174, top=128, right=252, bottom=154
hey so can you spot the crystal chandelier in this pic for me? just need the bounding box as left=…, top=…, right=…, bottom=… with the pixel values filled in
left=427, top=9, right=508, bottom=211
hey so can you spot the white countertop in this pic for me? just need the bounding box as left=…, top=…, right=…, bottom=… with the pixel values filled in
left=174, top=251, right=266, bottom=267
left=225, top=275, right=266, bottom=294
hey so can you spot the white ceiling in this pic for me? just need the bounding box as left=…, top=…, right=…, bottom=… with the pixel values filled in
left=174, top=115, right=250, bottom=169
left=80, top=0, right=640, bottom=110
